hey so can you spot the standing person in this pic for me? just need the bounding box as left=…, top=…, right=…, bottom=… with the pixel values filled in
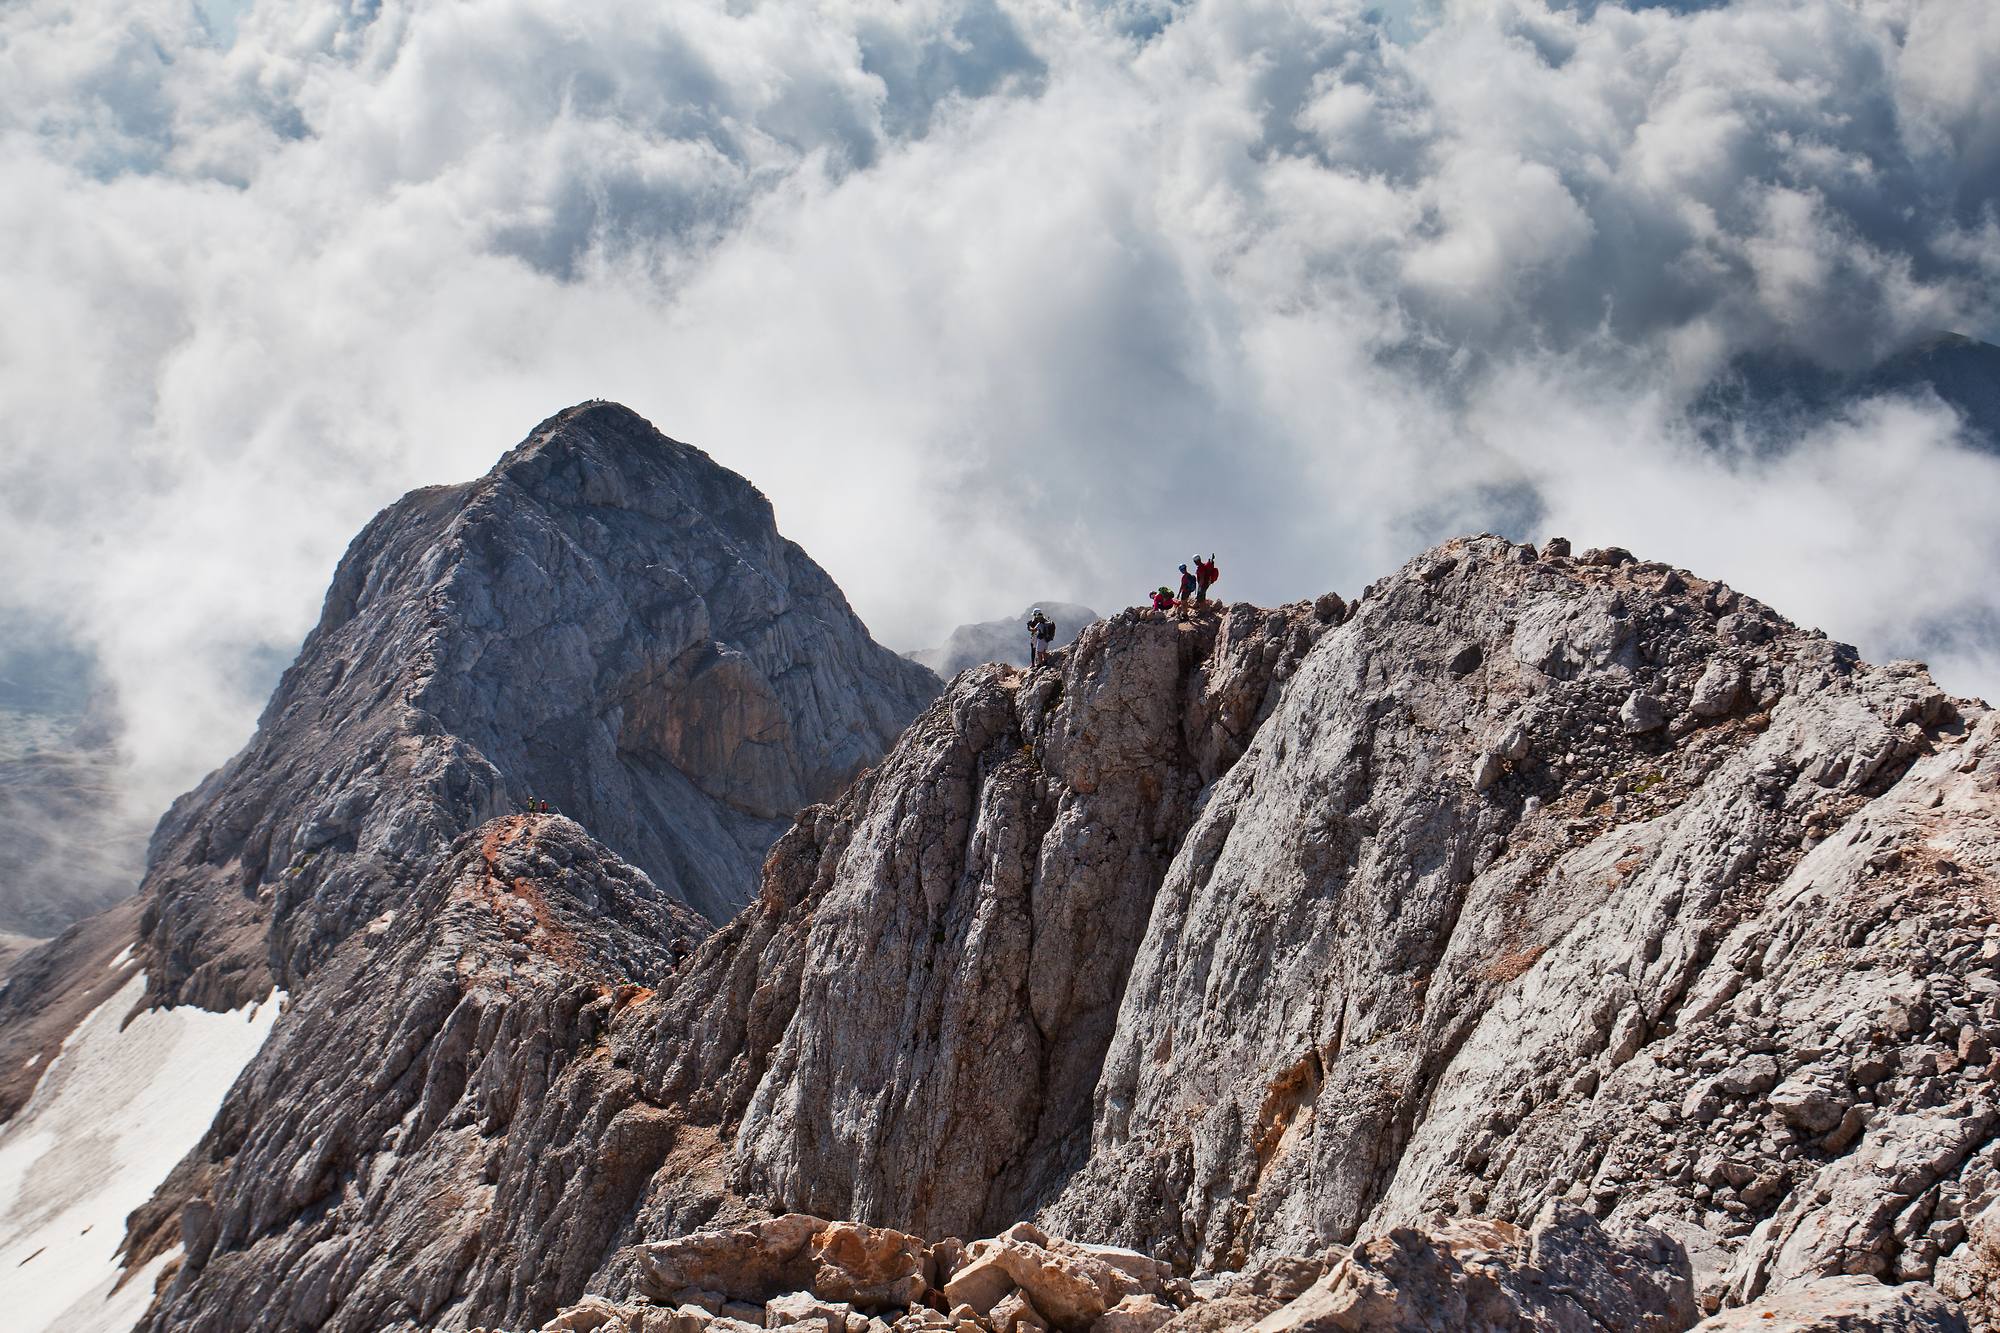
left=1176, top=564, right=1198, bottom=620
left=1035, top=611, right=1056, bottom=665
left=1026, top=608, right=1048, bottom=666
left=1196, top=553, right=1219, bottom=605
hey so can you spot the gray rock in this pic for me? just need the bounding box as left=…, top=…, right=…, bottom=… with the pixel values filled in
left=1689, top=660, right=1744, bottom=719
left=1621, top=690, right=1668, bottom=733
left=1693, top=1275, right=1968, bottom=1330
left=1769, top=1066, right=1853, bottom=1135
left=132, top=402, right=938, bottom=1009
left=97, top=529, right=2000, bottom=1333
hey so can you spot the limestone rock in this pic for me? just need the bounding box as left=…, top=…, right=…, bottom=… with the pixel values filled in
left=808, top=1221, right=928, bottom=1309
left=1089, top=1295, right=1171, bottom=1333
left=643, top=1217, right=835, bottom=1305
left=1689, top=660, right=1743, bottom=719
left=105, top=532, right=2000, bottom=1333
left=1243, top=1204, right=1691, bottom=1331
left=1692, top=1275, right=1968, bottom=1330
left=126, top=815, right=706, bottom=1332
left=1621, top=690, right=1668, bottom=733
left=764, top=1292, right=855, bottom=1332
left=1768, top=1065, right=1854, bottom=1135
left=134, top=401, right=937, bottom=1010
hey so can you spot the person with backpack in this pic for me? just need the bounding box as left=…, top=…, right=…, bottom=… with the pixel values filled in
left=1176, top=564, right=1198, bottom=620
left=1149, top=587, right=1176, bottom=619
left=1026, top=609, right=1057, bottom=667
left=1195, top=553, right=1219, bottom=605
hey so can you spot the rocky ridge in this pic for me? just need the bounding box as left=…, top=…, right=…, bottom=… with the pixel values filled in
left=107, top=529, right=2000, bottom=1332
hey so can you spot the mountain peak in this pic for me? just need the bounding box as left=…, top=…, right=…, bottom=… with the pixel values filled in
left=124, top=406, right=939, bottom=1010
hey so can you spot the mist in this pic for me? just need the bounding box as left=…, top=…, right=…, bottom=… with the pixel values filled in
left=2, top=0, right=1997, bottom=838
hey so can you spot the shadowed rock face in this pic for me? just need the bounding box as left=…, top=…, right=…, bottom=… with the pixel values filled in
left=124, top=535, right=2000, bottom=1333
left=131, top=401, right=939, bottom=1009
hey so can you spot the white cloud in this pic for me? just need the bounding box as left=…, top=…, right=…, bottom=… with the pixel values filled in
left=0, top=0, right=1996, bottom=833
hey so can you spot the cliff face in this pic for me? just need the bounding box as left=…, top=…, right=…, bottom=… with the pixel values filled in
left=139, top=603, right=1325, bottom=1331
left=131, top=402, right=939, bottom=1009
left=1040, top=540, right=1997, bottom=1312
left=122, top=531, right=2000, bottom=1333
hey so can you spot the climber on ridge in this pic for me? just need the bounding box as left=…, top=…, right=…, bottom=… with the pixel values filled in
left=1149, top=586, right=1177, bottom=619
left=1196, top=553, right=1219, bottom=605
left=1027, top=608, right=1056, bottom=667
left=1176, top=563, right=1198, bottom=620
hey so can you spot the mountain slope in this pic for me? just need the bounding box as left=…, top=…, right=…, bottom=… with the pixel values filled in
left=114, top=535, right=2000, bottom=1332
left=131, top=401, right=939, bottom=1009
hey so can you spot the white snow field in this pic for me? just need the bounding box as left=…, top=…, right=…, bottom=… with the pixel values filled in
left=0, top=970, right=283, bottom=1331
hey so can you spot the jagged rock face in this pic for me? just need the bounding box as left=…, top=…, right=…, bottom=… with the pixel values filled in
left=726, top=604, right=1322, bottom=1237
left=1040, top=539, right=1997, bottom=1308
left=134, top=815, right=707, bottom=1333
left=134, top=401, right=939, bottom=1008
left=909, top=603, right=1100, bottom=678
left=127, top=534, right=2000, bottom=1332
left=136, top=605, right=1321, bottom=1331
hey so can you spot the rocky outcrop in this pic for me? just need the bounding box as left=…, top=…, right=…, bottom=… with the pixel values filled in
left=1041, top=538, right=1996, bottom=1309
left=432, top=1206, right=1697, bottom=1333
left=131, top=401, right=938, bottom=1009
left=122, top=532, right=2000, bottom=1332
left=138, top=602, right=1319, bottom=1330
left=1693, top=1275, right=1967, bottom=1330
left=910, top=604, right=1100, bottom=679
left=132, top=815, right=707, bottom=1332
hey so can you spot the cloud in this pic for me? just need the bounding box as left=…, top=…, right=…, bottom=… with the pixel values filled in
left=0, top=0, right=1996, bottom=840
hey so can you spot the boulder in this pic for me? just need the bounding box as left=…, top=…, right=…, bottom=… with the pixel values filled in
left=765, top=1292, right=856, bottom=1332
left=1621, top=691, right=1668, bottom=734
left=641, top=1217, right=834, bottom=1304
left=810, top=1221, right=929, bottom=1308
left=1689, top=660, right=1742, bottom=719
left=994, top=1241, right=1122, bottom=1330
left=992, top=1290, right=1050, bottom=1333
left=1090, top=1295, right=1173, bottom=1333
left=1770, top=1066, right=1854, bottom=1136
left=942, top=1253, right=1017, bottom=1317
left=1692, top=1275, right=1968, bottom=1330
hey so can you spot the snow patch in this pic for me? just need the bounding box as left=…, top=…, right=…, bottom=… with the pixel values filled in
left=21, top=1054, right=38, bottom=1070
left=105, top=945, right=134, bottom=971
left=0, top=974, right=282, bottom=1332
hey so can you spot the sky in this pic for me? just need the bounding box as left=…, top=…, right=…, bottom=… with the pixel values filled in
left=2, top=0, right=1999, bottom=826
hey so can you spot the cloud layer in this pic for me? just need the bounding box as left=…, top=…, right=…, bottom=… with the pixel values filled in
left=2, top=0, right=1998, bottom=826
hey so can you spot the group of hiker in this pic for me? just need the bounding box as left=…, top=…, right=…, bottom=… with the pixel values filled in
left=1023, top=552, right=1223, bottom=669
left=1148, top=553, right=1220, bottom=620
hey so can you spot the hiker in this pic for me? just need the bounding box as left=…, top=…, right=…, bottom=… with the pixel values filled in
left=1026, top=608, right=1053, bottom=667
left=1149, top=586, right=1177, bottom=619
left=1195, top=553, right=1219, bottom=605
left=1176, top=564, right=1198, bottom=620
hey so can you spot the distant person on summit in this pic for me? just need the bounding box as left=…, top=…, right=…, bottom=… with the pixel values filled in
left=1195, top=553, right=1219, bottom=605
left=1176, top=564, right=1198, bottom=620
left=1149, top=587, right=1176, bottom=619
